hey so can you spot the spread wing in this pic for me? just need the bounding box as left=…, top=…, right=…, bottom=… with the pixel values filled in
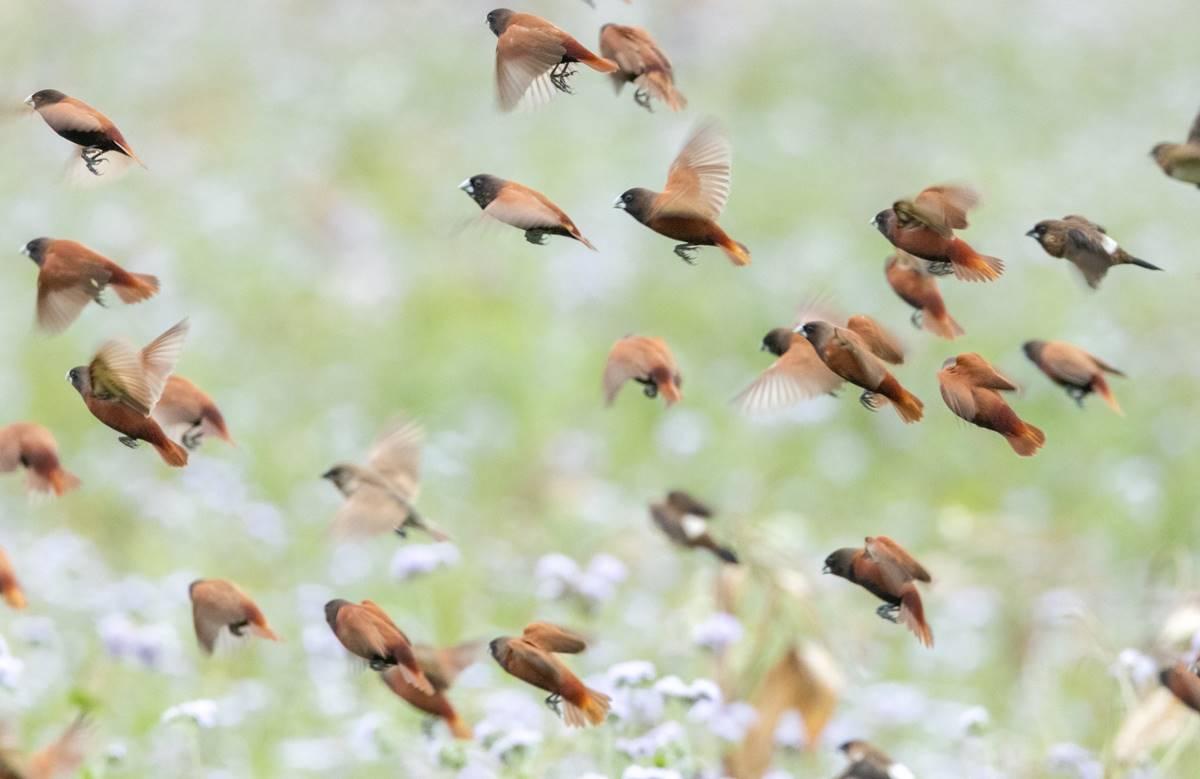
left=865, top=536, right=931, bottom=582
left=732, top=338, right=843, bottom=414
left=88, top=339, right=154, bottom=414
left=484, top=182, right=568, bottom=230
left=495, top=27, right=565, bottom=112
left=140, top=319, right=189, bottom=409
left=330, top=485, right=411, bottom=537
left=366, top=418, right=423, bottom=501
left=650, top=503, right=687, bottom=543
left=36, top=281, right=104, bottom=335
left=845, top=315, right=903, bottom=364
left=522, top=622, right=587, bottom=654
left=653, top=121, right=731, bottom=221
left=894, top=185, right=979, bottom=237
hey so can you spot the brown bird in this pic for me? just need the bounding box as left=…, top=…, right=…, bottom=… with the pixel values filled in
left=1160, top=662, right=1200, bottom=714
left=1025, top=216, right=1161, bottom=289
left=25, top=89, right=145, bottom=177
left=189, top=578, right=278, bottom=654
left=66, top=319, right=190, bottom=467
left=598, top=24, right=686, bottom=112
left=322, top=418, right=449, bottom=540
left=799, top=320, right=923, bottom=422
left=487, top=9, right=618, bottom=111
left=0, top=549, right=26, bottom=610
left=649, top=490, right=737, bottom=564
left=938, top=353, right=1045, bottom=457
left=836, top=740, right=915, bottom=779
left=382, top=641, right=481, bottom=740
left=21, top=238, right=159, bottom=334
left=0, top=715, right=90, bottom=779
left=603, top=335, right=682, bottom=406
left=325, top=599, right=433, bottom=694
left=1151, top=108, right=1200, bottom=187
left=823, top=536, right=933, bottom=648
left=0, top=422, right=80, bottom=496
left=150, top=375, right=233, bottom=450
left=614, top=121, right=750, bottom=266
left=490, top=622, right=611, bottom=727
left=871, top=184, right=1003, bottom=282
left=1023, top=340, right=1124, bottom=414
left=884, top=251, right=963, bottom=339
left=459, top=174, right=595, bottom=249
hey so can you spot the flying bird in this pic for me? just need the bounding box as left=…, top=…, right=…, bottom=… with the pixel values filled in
left=1023, top=340, right=1124, bottom=414
left=1160, top=662, right=1200, bottom=714
left=150, top=375, right=233, bottom=450
left=322, top=418, right=449, bottom=540
left=487, top=9, right=617, bottom=112
left=871, top=184, right=1003, bottom=282
left=490, top=622, right=611, bottom=727
left=614, top=121, right=750, bottom=266
left=459, top=175, right=595, bottom=249
left=603, top=335, right=682, bottom=406
left=836, top=740, right=915, bottom=779
left=0, top=422, right=80, bottom=496
left=0, top=714, right=90, bottom=779
left=189, top=578, right=278, bottom=654
left=25, top=89, right=145, bottom=177
left=382, top=641, right=481, bottom=740
left=0, top=548, right=26, bottom=610
left=1025, top=216, right=1160, bottom=289
left=598, top=24, right=686, bottom=112
left=1150, top=108, right=1200, bottom=187
left=66, top=319, right=190, bottom=467
left=20, top=238, right=159, bottom=334
left=823, top=536, right=933, bottom=648
left=938, top=353, right=1045, bottom=456
left=884, top=252, right=963, bottom=339
left=649, top=490, right=737, bottom=563
left=325, top=599, right=433, bottom=694
left=799, top=320, right=923, bottom=422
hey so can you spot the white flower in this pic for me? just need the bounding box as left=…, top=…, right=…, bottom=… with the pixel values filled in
left=162, top=699, right=219, bottom=728
left=692, top=701, right=757, bottom=741
left=0, top=653, right=24, bottom=689
left=389, top=542, right=460, bottom=581
left=654, top=675, right=721, bottom=703
left=959, top=705, right=990, bottom=735
left=1046, top=743, right=1103, bottom=779
left=616, top=721, right=685, bottom=759
left=586, top=554, right=628, bottom=585
left=622, top=767, right=683, bottom=779
left=488, top=728, right=541, bottom=762
left=691, top=613, right=743, bottom=651
left=1115, top=648, right=1159, bottom=690
left=608, top=660, right=657, bottom=687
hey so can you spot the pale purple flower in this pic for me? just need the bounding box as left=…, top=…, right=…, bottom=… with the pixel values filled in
left=616, top=721, right=685, bottom=759
left=654, top=675, right=721, bottom=703
left=607, top=660, right=657, bottom=687
left=162, top=699, right=219, bottom=728
left=389, top=542, right=460, bottom=581
left=1046, top=743, right=1102, bottom=779
left=691, top=700, right=757, bottom=741
left=488, top=728, right=541, bottom=763
left=97, top=613, right=182, bottom=672
left=691, top=613, right=743, bottom=651
left=0, top=651, right=24, bottom=689
left=774, top=709, right=806, bottom=750
left=623, top=767, right=683, bottom=779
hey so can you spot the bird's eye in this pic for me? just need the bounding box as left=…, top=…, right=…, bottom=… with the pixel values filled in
left=623, top=193, right=632, bottom=202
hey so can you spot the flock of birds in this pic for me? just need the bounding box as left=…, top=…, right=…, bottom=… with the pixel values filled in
left=2, top=5, right=1200, bottom=778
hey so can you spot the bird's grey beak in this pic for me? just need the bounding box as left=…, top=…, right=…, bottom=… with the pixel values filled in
left=821, top=564, right=831, bottom=574
left=1024, top=229, right=1037, bottom=238
left=941, top=357, right=956, bottom=369
left=320, top=469, right=336, bottom=480
left=458, top=178, right=474, bottom=194
left=613, top=197, right=626, bottom=209
left=759, top=343, right=769, bottom=352
left=19, top=244, right=29, bottom=257
left=23, top=95, right=34, bottom=108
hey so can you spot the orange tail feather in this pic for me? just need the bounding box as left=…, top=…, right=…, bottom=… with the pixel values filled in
left=1004, top=422, right=1046, bottom=457
left=718, top=237, right=751, bottom=267
left=1092, top=375, right=1123, bottom=415
left=950, top=239, right=1003, bottom=282
left=899, top=589, right=933, bottom=648
left=113, top=273, right=160, bottom=304
left=563, top=688, right=612, bottom=727
left=153, top=438, right=189, bottom=467
left=446, top=713, right=472, bottom=740
left=923, top=309, right=964, bottom=340
left=879, top=374, right=923, bottom=423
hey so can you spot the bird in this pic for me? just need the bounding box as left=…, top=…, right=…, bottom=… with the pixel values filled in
left=1025, top=216, right=1161, bottom=289
left=884, top=251, right=963, bottom=339
left=0, top=422, right=80, bottom=496
left=649, top=490, right=737, bottom=563
left=188, top=578, right=279, bottom=654
left=835, top=740, right=915, bottom=779
left=799, top=320, right=923, bottom=422
left=20, top=238, right=159, bottom=335
left=382, top=641, right=481, bottom=740
left=489, top=622, right=611, bottom=727
left=598, top=24, right=686, bottom=112
left=0, top=548, right=26, bottom=610
left=66, top=319, right=190, bottom=467
left=321, top=418, right=450, bottom=540
left=1150, top=108, right=1200, bottom=187
left=603, top=335, right=682, bottom=406
left=938, top=353, right=1045, bottom=457
left=150, top=375, right=233, bottom=450
left=24, top=89, right=145, bottom=177
left=614, top=121, right=750, bottom=266
left=1160, top=662, right=1200, bottom=714
left=871, top=184, right=1003, bottom=282
left=823, top=536, right=933, bottom=648
left=459, top=175, right=595, bottom=249
left=324, top=599, right=433, bottom=694
left=1023, top=340, right=1124, bottom=414
left=487, top=9, right=617, bottom=112
left=0, top=714, right=90, bottom=779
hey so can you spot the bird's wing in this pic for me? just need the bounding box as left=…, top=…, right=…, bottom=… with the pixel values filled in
left=139, top=319, right=189, bottom=410
left=666, top=490, right=713, bottom=518
left=653, top=121, right=731, bottom=220
left=1063, top=227, right=1114, bottom=289
left=650, top=504, right=687, bottom=543
left=359, top=599, right=405, bottom=636
left=366, top=418, right=424, bottom=500
left=89, top=339, right=154, bottom=414
left=827, top=328, right=885, bottom=388
left=522, top=622, right=587, bottom=654
left=38, top=100, right=104, bottom=134
left=955, top=353, right=1018, bottom=391
left=845, top=315, right=904, bottom=364
left=732, top=341, right=843, bottom=414
left=938, top=368, right=977, bottom=421
left=484, top=182, right=568, bottom=229
left=865, top=536, right=931, bottom=582
left=1041, top=343, right=1103, bottom=386
left=330, top=485, right=410, bottom=536
left=36, top=282, right=101, bottom=335
left=495, top=26, right=565, bottom=111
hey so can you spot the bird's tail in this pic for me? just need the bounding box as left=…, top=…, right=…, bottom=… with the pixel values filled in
left=1092, top=375, right=1124, bottom=416
left=26, top=460, right=81, bottom=497
left=569, top=226, right=597, bottom=251
left=581, top=54, right=619, bottom=74
left=0, top=579, right=26, bottom=610
left=1125, top=256, right=1162, bottom=272
left=446, top=711, right=473, bottom=740
left=702, top=539, right=739, bottom=564
left=949, top=239, right=1004, bottom=282
left=393, top=655, right=434, bottom=696
left=112, top=273, right=160, bottom=304
left=202, top=404, right=234, bottom=444
left=410, top=513, right=452, bottom=543
left=922, top=300, right=964, bottom=340
left=878, top=374, right=924, bottom=423
left=717, top=236, right=752, bottom=267
left=1004, top=421, right=1046, bottom=457
left=564, top=688, right=612, bottom=727
left=636, top=71, right=687, bottom=111
left=153, top=438, right=190, bottom=467
left=249, top=610, right=279, bottom=642
left=899, top=588, right=933, bottom=648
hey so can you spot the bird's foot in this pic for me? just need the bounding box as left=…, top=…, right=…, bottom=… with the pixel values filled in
left=910, top=310, right=924, bottom=330
left=925, top=260, right=953, bottom=277
left=859, top=391, right=883, bottom=412
left=549, top=63, right=576, bottom=94
left=633, top=88, right=653, bottom=112
left=673, top=244, right=698, bottom=264
left=1069, top=388, right=1087, bottom=407
left=544, top=694, right=563, bottom=716
left=81, top=147, right=109, bottom=176
left=876, top=604, right=900, bottom=623
left=181, top=423, right=204, bottom=451
left=229, top=620, right=248, bottom=638
left=118, top=436, right=140, bottom=449
left=524, top=229, right=548, bottom=246
left=368, top=657, right=392, bottom=672
left=420, top=717, right=437, bottom=739
left=636, top=378, right=659, bottom=398
left=393, top=525, right=409, bottom=539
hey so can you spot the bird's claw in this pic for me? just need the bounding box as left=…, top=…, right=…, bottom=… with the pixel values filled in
left=910, top=310, right=924, bottom=330
left=859, top=391, right=883, bottom=412
left=81, top=146, right=109, bottom=176
left=118, top=436, right=139, bottom=449
left=925, top=260, right=953, bottom=277
left=673, top=244, right=698, bottom=264
left=369, top=657, right=391, bottom=672
left=876, top=604, right=900, bottom=623
left=524, top=229, right=548, bottom=246
left=393, top=525, right=409, bottom=539
left=548, top=63, right=576, bottom=94
left=181, top=423, right=204, bottom=451
left=229, top=620, right=248, bottom=637
left=544, top=694, right=562, bottom=716
left=636, top=378, right=658, bottom=398
left=633, top=88, right=653, bottom=112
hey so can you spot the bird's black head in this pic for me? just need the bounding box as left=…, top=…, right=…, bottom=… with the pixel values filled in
left=1021, top=340, right=1045, bottom=362
left=459, top=174, right=504, bottom=209
left=613, top=188, right=656, bottom=222
left=1149, top=142, right=1171, bottom=159
left=24, top=89, right=66, bottom=109
left=870, top=209, right=894, bottom=236
left=1025, top=221, right=1050, bottom=241
left=822, top=548, right=856, bottom=578
left=488, top=637, right=508, bottom=662
left=760, top=327, right=795, bottom=357
left=324, top=599, right=348, bottom=628
left=486, top=9, right=514, bottom=36
left=66, top=366, right=87, bottom=394
left=21, top=237, right=50, bottom=266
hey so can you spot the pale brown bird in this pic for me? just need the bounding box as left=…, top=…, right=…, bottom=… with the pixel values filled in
left=25, top=89, right=145, bottom=177
left=0, top=549, right=26, bottom=610
left=490, top=622, right=611, bottom=727
left=1151, top=108, right=1200, bottom=187
left=150, top=375, right=233, bottom=450
left=884, top=251, right=963, bottom=339
left=823, top=536, right=933, bottom=648
left=872, top=184, right=1003, bottom=282
left=459, top=175, right=596, bottom=249
left=1026, top=216, right=1161, bottom=288
left=325, top=599, right=433, bottom=694
left=0, top=422, right=80, bottom=496
left=1023, top=340, right=1124, bottom=414
left=649, top=490, right=737, bottom=563
left=0, top=715, right=90, bottom=779
left=938, top=353, right=1045, bottom=456
left=732, top=327, right=844, bottom=415
left=321, top=418, right=449, bottom=540
left=603, top=335, right=682, bottom=406
left=598, top=24, right=686, bottom=112
left=836, top=740, right=915, bottom=779
left=21, top=238, right=159, bottom=334
left=1160, top=662, right=1200, bottom=714
left=799, top=320, right=923, bottom=422
left=189, top=578, right=279, bottom=654
left=67, top=319, right=190, bottom=467
left=382, top=641, right=481, bottom=739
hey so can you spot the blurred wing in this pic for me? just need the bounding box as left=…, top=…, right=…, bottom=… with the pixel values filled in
left=36, top=283, right=100, bottom=335
left=366, top=419, right=423, bottom=500
left=938, top=369, right=977, bottom=421
left=359, top=600, right=403, bottom=634
left=522, top=622, right=587, bottom=654
left=955, top=353, right=1017, bottom=391
left=484, top=184, right=566, bottom=229
left=602, top=339, right=658, bottom=404
left=654, top=121, right=731, bottom=220
left=38, top=101, right=103, bottom=134
left=650, top=504, right=687, bottom=543
left=830, top=328, right=885, bottom=387
left=865, top=536, right=930, bottom=582
left=140, top=319, right=189, bottom=409
left=496, top=28, right=566, bottom=111
left=732, top=344, right=843, bottom=414
left=1042, top=344, right=1101, bottom=386
left=330, top=486, right=410, bottom=536
left=845, top=316, right=904, bottom=364
left=427, top=640, right=483, bottom=688
left=666, top=490, right=713, bottom=518
left=89, top=339, right=153, bottom=414
left=1063, top=228, right=1113, bottom=288
left=916, top=184, right=979, bottom=230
